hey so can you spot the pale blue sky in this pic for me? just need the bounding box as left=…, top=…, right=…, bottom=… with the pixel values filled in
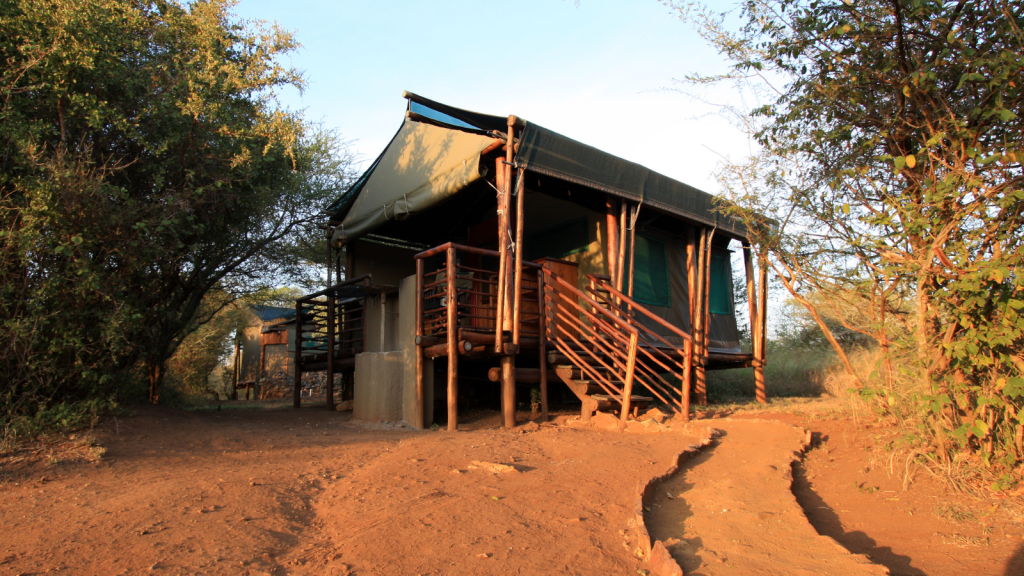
left=232, top=0, right=750, bottom=194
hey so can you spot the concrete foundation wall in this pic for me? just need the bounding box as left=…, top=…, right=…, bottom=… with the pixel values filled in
left=353, top=351, right=404, bottom=422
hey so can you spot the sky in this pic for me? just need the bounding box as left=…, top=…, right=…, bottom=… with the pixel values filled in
left=231, top=0, right=753, bottom=195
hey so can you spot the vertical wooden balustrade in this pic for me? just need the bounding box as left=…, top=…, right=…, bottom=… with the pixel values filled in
left=584, top=275, right=695, bottom=421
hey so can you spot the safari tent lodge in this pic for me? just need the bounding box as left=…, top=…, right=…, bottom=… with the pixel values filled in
left=290, top=92, right=769, bottom=430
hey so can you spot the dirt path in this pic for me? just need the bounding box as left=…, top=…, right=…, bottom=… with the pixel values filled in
left=645, top=418, right=888, bottom=575
left=0, top=404, right=705, bottom=576
left=4, top=403, right=1020, bottom=575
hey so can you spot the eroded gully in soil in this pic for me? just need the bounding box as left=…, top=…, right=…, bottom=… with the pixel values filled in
left=644, top=418, right=886, bottom=576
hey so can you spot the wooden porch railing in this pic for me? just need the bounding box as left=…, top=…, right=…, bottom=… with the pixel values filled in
left=413, top=242, right=542, bottom=430
left=293, top=273, right=371, bottom=408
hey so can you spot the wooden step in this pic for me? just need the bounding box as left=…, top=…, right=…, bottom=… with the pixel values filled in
left=591, top=393, right=654, bottom=404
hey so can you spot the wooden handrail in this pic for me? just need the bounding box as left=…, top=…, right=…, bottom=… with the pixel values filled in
left=545, top=271, right=639, bottom=336
left=414, top=242, right=542, bottom=268
left=586, top=274, right=692, bottom=343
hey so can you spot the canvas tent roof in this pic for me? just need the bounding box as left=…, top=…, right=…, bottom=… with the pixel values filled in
left=327, top=92, right=748, bottom=245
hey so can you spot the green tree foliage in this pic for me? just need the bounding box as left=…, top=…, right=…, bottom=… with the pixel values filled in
left=0, top=0, right=353, bottom=426
left=673, top=0, right=1024, bottom=480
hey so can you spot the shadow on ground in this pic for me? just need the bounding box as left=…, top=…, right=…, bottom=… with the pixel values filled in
left=792, top=433, right=925, bottom=576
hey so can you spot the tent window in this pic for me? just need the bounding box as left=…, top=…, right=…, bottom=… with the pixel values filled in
left=708, top=253, right=733, bottom=315
left=633, top=234, right=670, bottom=308
left=526, top=217, right=590, bottom=261
left=410, top=102, right=478, bottom=130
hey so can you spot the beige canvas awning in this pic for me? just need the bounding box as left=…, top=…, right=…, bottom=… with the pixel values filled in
left=331, top=118, right=497, bottom=245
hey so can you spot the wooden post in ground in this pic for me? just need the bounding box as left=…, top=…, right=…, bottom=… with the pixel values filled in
left=619, top=332, right=639, bottom=427
left=681, top=338, right=692, bottom=421
left=755, top=252, right=768, bottom=403
left=446, top=246, right=459, bottom=431
left=537, top=270, right=549, bottom=421
left=415, top=258, right=425, bottom=429
left=743, top=240, right=761, bottom=403
left=293, top=301, right=302, bottom=408
left=326, top=240, right=335, bottom=412
left=499, top=119, right=518, bottom=430
left=500, top=186, right=517, bottom=428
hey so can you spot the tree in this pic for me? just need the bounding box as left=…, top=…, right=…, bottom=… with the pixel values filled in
left=0, top=0, right=354, bottom=420
left=672, top=0, right=1024, bottom=477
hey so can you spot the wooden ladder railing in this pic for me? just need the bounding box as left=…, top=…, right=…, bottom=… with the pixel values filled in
left=541, top=268, right=640, bottom=425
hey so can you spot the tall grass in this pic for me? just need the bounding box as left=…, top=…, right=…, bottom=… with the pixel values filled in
left=706, top=340, right=837, bottom=402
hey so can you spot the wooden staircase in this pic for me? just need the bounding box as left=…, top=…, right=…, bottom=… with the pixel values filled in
left=551, top=364, right=653, bottom=421
left=540, top=268, right=694, bottom=424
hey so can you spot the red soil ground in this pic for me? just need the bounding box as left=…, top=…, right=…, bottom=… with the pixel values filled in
left=1, top=399, right=1021, bottom=575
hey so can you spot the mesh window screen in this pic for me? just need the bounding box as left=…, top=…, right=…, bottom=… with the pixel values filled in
left=709, top=253, right=734, bottom=315
left=633, top=234, right=671, bottom=307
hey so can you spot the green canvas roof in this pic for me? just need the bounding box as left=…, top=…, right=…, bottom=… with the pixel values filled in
left=327, top=92, right=748, bottom=245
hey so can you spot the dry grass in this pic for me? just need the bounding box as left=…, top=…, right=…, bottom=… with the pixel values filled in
left=2, top=432, right=106, bottom=475
left=934, top=503, right=977, bottom=523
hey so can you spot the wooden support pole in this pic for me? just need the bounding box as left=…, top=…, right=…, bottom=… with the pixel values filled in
left=232, top=338, right=241, bottom=400
left=693, top=228, right=708, bottom=406
left=415, top=258, right=425, bottom=429
left=743, top=240, right=759, bottom=345
left=326, top=240, right=335, bottom=412
left=743, top=240, right=761, bottom=404
left=446, top=246, right=459, bottom=431
left=511, top=168, right=525, bottom=346
left=687, top=227, right=697, bottom=334
left=622, top=202, right=630, bottom=301
left=605, top=197, right=619, bottom=284
left=537, top=271, right=549, bottom=421
left=501, top=355, right=516, bottom=428
left=293, top=302, right=302, bottom=409
left=500, top=194, right=517, bottom=429
left=501, top=116, right=519, bottom=430
left=700, top=229, right=716, bottom=405
left=617, top=200, right=627, bottom=292
left=685, top=227, right=697, bottom=412
left=259, top=342, right=266, bottom=378
left=755, top=252, right=768, bottom=404
left=681, top=338, right=692, bottom=421
left=493, top=156, right=509, bottom=353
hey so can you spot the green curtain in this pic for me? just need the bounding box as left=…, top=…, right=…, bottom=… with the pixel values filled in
left=633, top=234, right=670, bottom=307
left=709, top=253, right=733, bottom=315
